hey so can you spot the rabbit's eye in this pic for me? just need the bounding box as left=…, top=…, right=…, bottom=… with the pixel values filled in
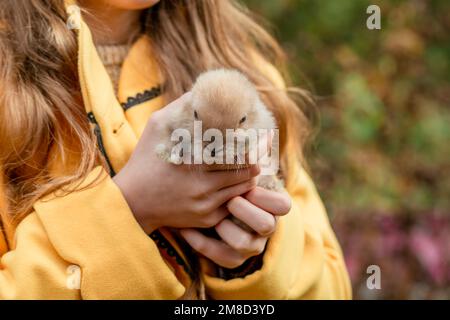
left=239, top=116, right=247, bottom=124
left=194, top=110, right=199, bottom=120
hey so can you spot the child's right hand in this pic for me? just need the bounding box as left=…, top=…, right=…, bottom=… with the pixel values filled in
left=113, top=93, right=260, bottom=234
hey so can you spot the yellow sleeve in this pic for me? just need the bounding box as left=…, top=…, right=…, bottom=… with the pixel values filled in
left=0, top=167, right=184, bottom=299
left=202, top=168, right=352, bottom=299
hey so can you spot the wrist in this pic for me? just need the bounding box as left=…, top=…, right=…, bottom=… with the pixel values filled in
left=113, top=169, right=159, bottom=234
left=216, top=254, right=264, bottom=280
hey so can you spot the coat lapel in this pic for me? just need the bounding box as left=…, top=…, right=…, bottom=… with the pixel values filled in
left=76, top=17, right=138, bottom=173
left=118, top=36, right=166, bottom=137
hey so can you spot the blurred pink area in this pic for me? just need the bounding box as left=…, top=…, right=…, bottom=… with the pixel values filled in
left=333, top=212, right=450, bottom=299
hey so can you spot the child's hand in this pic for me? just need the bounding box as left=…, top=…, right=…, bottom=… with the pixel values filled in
left=113, top=93, right=260, bottom=234
left=180, top=187, right=291, bottom=269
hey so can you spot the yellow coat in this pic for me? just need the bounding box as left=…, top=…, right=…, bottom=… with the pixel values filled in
left=0, top=7, right=352, bottom=300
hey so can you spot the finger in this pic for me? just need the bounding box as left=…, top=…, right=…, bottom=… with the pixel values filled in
left=158, top=91, right=192, bottom=115
left=207, top=165, right=260, bottom=189
left=146, top=92, right=192, bottom=136
left=227, top=196, right=276, bottom=236
left=213, top=178, right=257, bottom=205
left=245, top=186, right=291, bottom=216
left=179, top=229, right=246, bottom=269
left=199, top=205, right=229, bottom=228
left=215, top=219, right=267, bottom=256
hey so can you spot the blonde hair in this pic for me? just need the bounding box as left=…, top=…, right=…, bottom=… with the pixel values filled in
left=0, top=0, right=312, bottom=229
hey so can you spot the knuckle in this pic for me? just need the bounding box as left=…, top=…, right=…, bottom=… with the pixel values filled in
left=197, top=220, right=210, bottom=228
left=227, top=196, right=242, bottom=210
left=195, top=184, right=212, bottom=199
left=233, top=234, right=252, bottom=252
left=250, top=165, right=261, bottom=177
left=246, top=178, right=258, bottom=189
left=193, top=238, right=207, bottom=253
left=195, top=201, right=211, bottom=215
left=246, top=187, right=257, bottom=199
left=258, top=217, right=276, bottom=236
left=228, top=257, right=246, bottom=269
left=188, top=205, right=205, bottom=218
left=222, top=258, right=244, bottom=269
left=191, top=186, right=204, bottom=199
left=253, top=242, right=266, bottom=255
left=201, top=215, right=219, bottom=228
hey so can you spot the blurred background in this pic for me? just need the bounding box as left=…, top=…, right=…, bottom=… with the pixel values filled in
left=244, top=0, right=449, bottom=299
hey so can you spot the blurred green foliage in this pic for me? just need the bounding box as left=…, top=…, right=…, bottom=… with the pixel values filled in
left=245, top=0, right=450, bottom=215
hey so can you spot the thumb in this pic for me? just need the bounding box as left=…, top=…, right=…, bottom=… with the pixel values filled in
left=158, top=91, right=192, bottom=119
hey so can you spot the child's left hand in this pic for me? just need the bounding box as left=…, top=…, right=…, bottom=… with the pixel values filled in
left=180, top=186, right=291, bottom=269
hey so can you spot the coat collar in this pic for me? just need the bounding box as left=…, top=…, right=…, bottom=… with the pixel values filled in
left=66, top=1, right=166, bottom=172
